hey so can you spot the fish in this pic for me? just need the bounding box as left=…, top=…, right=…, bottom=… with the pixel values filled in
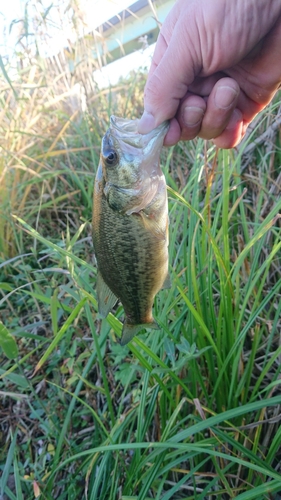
left=92, top=115, right=170, bottom=345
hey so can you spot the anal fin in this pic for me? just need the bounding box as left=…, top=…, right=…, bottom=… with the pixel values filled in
left=120, top=320, right=160, bottom=346
left=97, top=271, right=118, bottom=318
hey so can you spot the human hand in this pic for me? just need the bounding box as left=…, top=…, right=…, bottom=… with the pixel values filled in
left=138, top=0, right=281, bottom=148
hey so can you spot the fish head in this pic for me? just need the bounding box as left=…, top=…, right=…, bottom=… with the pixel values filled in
left=100, top=116, right=169, bottom=189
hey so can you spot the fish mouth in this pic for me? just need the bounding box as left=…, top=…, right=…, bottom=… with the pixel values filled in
left=110, top=115, right=169, bottom=150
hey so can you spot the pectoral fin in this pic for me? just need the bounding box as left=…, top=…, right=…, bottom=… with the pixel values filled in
left=96, top=271, right=118, bottom=318
left=120, top=320, right=160, bottom=346
left=138, top=211, right=166, bottom=241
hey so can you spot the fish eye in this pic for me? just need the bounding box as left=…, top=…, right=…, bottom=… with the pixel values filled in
left=104, top=150, right=118, bottom=167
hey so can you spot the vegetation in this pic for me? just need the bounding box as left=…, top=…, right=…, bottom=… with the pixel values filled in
left=0, top=4, right=281, bottom=499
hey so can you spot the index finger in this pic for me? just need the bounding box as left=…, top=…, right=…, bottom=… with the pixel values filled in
left=138, top=11, right=199, bottom=133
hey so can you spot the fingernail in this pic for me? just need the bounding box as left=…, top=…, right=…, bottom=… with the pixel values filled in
left=183, top=106, right=204, bottom=127
left=214, top=86, right=238, bottom=110
left=138, top=111, right=156, bottom=134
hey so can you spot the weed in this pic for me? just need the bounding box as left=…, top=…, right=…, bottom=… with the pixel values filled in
left=0, top=4, right=281, bottom=498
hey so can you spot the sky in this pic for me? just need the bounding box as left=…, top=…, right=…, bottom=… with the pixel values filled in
left=0, top=0, right=138, bottom=53
left=0, top=0, right=162, bottom=86
left=0, top=0, right=134, bottom=27
left=0, top=0, right=136, bottom=55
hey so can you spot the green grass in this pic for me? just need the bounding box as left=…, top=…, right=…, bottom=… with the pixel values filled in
left=0, top=49, right=281, bottom=499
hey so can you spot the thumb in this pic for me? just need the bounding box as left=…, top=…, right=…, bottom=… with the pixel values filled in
left=138, top=23, right=198, bottom=134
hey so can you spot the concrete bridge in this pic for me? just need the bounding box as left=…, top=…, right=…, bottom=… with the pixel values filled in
left=93, top=0, right=175, bottom=66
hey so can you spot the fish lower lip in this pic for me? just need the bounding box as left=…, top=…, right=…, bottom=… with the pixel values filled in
left=109, top=115, right=169, bottom=149
left=160, top=120, right=170, bottom=132
left=147, top=120, right=169, bottom=141
left=110, top=116, right=138, bottom=134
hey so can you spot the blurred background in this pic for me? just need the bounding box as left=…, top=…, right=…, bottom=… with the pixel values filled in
left=1, top=0, right=175, bottom=90
left=0, top=2, right=281, bottom=499
left=0, top=0, right=177, bottom=259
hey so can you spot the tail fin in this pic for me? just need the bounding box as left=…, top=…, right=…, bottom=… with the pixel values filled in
left=120, top=320, right=159, bottom=346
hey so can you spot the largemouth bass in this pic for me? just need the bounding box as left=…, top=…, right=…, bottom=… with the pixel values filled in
left=92, top=116, right=170, bottom=345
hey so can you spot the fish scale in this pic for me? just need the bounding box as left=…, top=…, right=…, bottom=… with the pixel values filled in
left=92, top=116, right=170, bottom=345
left=95, top=201, right=162, bottom=323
